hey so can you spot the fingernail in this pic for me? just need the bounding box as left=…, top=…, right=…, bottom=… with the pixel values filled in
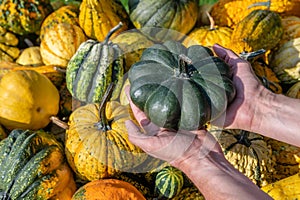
left=140, top=119, right=150, bottom=127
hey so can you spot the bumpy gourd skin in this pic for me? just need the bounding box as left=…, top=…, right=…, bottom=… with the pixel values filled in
left=0, top=0, right=53, bottom=35
left=0, top=129, right=76, bottom=200
left=129, top=40, right=236, bottom=131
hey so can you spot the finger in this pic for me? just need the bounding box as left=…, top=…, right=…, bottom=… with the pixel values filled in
left=125, top=120, right=162, bottom=153
left=212, top=44, right=244, bottom=70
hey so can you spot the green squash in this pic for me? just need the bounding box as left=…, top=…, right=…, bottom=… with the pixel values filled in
left=128, top=40, right=236, bottom=131
left=128, top=0, right=199, bottom=41
left=66, top=23, right=125, bottom=103
left=0, top=129, right=76, bottom=199
left=155, top=166, right=184, bottom=198
left=0, top=0, right=53, bottom=35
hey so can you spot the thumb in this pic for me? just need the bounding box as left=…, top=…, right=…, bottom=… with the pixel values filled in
left=125, top=120, right=151, bottom=146
left=212, top=44, right=241, bottom=64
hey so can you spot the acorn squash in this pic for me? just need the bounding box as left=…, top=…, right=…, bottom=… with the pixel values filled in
left=128, top=40, right=236, bottom=131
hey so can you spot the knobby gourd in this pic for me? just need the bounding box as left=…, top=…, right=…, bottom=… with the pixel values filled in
left=0, top=129, right=77, bottom=200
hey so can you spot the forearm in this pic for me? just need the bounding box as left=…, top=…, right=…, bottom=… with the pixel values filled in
left=251, top=89, right=300, bottom=147
left=175, top=152, right=272, bottom=200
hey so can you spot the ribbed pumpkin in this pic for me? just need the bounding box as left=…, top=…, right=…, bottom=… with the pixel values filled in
left=40, top=23, right=87, bottom=67
left=0, top=70, right=60, bottom=130
left=171, top=186, right=205, bottom=200
left=71, top=179, right=146, bottom=200
left=261, top=173, right=300, bottom=200
left=40, top=5, right=80, bottom=40
left=79, top=0, right=129, bottom=42
left=286, top=81, right=300, bottom=98
left=209, top=127, right=276, bottom=187
left=269, top=37, right=300, bottom=84
left=111, top=29, right=154, bottom=72
left=66, top=23, right=125, bottom=103
left=229, top=9, right=283, bottom=54
left=182, top=12, right=233, bottom=48
left=155, top=166, right=184, bottom=198
left=0, top=129, right=76, bottom=200
left=128, top=0, right=199, bottom=41
left=16, top=46, right=43, bottom=66
left=280, top=16, right=300, bottom=45
left=0, top=0, right=53, bottom=35
left=65, top=86, right=148, bottom=180
left=210, top=0, right=300, bottom=28
left=129, top=40, right=236, bottom=131
left=0, top=27, right=20, bottom=62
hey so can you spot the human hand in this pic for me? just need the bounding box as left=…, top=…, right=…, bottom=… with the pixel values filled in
left=212, top=44, right=270, bottom=131
left=124, top=87, right=223, bottom=168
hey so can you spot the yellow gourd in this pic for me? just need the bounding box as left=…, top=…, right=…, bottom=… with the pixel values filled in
left=0, top=70, right=60, bottom=130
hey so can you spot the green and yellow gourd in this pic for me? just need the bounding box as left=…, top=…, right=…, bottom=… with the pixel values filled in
left=229, top=8, right=283, bottom=55
left=209, top=127, right=276, bottom=187
left=40, top=5, right=80, bottom=40
left=79, top=0, right=129, bottom=42
left=0, top=129, right=76, bottom=200
left=0, top=27, right=20, bottom=62
left=65, top=85, right=148, bottom=181
left=66, top=23, right=125, bottom=103
left=128, top=0, right=199, bottom=41
left=171, top=186, right=205, bottom=200
left=0, top=0, right=53, bottom=35
left=155, top=166, right=184, bottom=198
left=129, top=40, right=236, bottom=131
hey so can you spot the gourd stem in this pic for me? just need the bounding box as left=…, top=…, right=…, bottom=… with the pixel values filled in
left=98, top=83, right=115, bottom=131
left=104, top=22, right=123, bottom=44
left=206, top=11, right=216, bottom=31
left=238, top=130, right=251, bottom=147
left=178, top=54, right=192, bottom=78
left=247, top=0, right=271, bottom=10
left=50, top=116, right=69, bottom=130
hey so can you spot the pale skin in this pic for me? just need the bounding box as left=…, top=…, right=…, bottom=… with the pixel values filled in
left=125, top=44, right=300, bottom=200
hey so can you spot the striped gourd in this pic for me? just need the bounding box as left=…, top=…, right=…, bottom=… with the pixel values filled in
left=155, top=166, right=184, bottom=198
left=0, top=129, right=76, bottom=199
left=171, top=186, right=205, bottom=200
left=66, top=23, right=125, bottom=103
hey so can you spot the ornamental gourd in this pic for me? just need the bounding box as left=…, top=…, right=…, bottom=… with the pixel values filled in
left=229, top=9, right=283, bottom=54
left=111, top=30, right=154, bottom=72
left=269, top=37, right=300, bottom=84
left=155, top=166, right=184, bottom=198
left=209, top=127, right=276, bottom=187
left=0, top=70, right=60, bottom=130
left=71, top=179, right=146, bottom=200
left=40, top=5, right=80, bottom=40
left=0, top=129, right=76, bottom=200
left=0, top=27, right=20, bottom=62
left=79, top=0, right=129, bottom=42
left=183, top=12, right=233, bottom=49
left=128, top=0, right=199, bottom=41
left=210, top=0, right=300, bottom=28
left=171, top=186, right=205, bottom=200
left=0, top=0, right=53, bottom=35
left=40, top=23, right=87, bottom=67
left=65, top=85, right=148, bottom=180
left=129, top=40, right=236, bottom=131
left=66, top=23, right=125, bottom=103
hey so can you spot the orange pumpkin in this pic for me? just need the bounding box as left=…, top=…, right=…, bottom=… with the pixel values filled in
left=72, top=179, right=146, bottom=200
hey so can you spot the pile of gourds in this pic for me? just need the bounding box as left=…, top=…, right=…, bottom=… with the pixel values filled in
left=0, top=0, right=300, bottom=199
